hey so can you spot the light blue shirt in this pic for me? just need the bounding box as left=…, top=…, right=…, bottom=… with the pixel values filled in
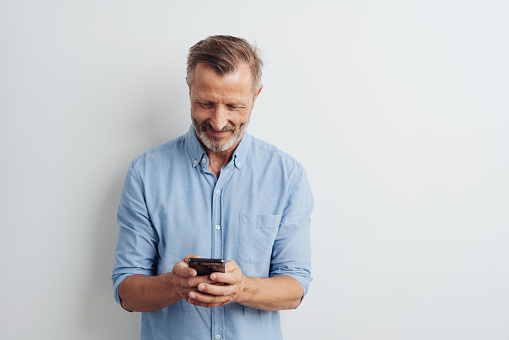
left=112, top=126, right=313, bottom=340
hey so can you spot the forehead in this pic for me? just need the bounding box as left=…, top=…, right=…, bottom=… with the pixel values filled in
left=191, top=63, right=253, bottom=98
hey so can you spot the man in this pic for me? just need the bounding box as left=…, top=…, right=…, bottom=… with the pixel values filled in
left=112, top=35, right=314, bottom=339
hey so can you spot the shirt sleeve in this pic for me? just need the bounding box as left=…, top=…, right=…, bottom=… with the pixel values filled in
left=111, top=160, right=159, bottom=305
left=269, top=163, right=314, bottom=297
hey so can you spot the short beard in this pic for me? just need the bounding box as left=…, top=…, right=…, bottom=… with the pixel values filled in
left=192, top=117, right=249, bottom=152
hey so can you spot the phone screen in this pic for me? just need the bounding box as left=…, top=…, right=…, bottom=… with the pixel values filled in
left=188, top=258, right=225, bottom=276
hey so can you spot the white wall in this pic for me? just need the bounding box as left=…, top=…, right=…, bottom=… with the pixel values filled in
left=1, top=1, right=508, bottom=339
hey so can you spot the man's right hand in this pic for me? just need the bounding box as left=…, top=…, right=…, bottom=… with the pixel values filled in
left=168, top=254, right=216, bottom=303
left=118, top=254, right=216, bottom=312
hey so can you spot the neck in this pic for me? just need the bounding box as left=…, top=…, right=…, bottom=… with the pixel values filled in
left=200, top=134, right=243, bottom=178
left=207, top=149, right=234, bottom=169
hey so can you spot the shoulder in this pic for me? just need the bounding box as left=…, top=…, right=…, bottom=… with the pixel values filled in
left=248, top=135, right=304, bottom=176
left=247, top=135, right=312, bottom=204
left=251, top=135, right=301, bottom=162
left=130, top=135, right=187, bottom=173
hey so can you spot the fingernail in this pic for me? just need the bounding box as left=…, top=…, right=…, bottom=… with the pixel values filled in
left=198, top=284, right=205, bottom=291
left=210, top=273, right=216, bottom=280
left=189, top=292, right=196, bottom=299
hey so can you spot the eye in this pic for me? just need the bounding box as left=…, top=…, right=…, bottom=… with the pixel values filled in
left=199, top=102, right=213, bottom=109
left=227, top=104, right=244, bottom=111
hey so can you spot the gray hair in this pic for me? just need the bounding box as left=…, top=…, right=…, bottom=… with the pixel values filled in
left=187, top=35, right=264, bottom=94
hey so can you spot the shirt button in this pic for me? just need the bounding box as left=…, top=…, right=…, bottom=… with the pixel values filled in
left=216, top=190, right=221, bottom=195
left=215, top=335, right=221, bottom=339
left=193, top=160, right=197, bottom=165
left=202, top=158, right=206, bottom=163
left=215, top=225, right=220, bottom=230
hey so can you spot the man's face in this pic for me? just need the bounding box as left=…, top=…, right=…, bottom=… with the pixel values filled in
left=188, top=63, right=261, bottom=153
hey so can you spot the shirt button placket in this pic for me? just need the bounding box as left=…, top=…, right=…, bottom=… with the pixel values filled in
left=212, top=185, right=222, bottom=259
left=211, top=168, right=233, bottom=340
left=211, top=182, right=223, bottom=340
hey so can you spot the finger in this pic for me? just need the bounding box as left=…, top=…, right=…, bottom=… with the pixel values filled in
left=188, top=290, right=230, bottom=305
left=197, top=282, right=236, bottom=297
left=173, top=261, right=196, bottom=277
left=188, top=299, right=225, bottom=308
left=178, top=287, right=196, bottom=301
left=224, top=260, right=239, bottom=273
left=187, top=298, right=223, bottom=308
left=184, top=254, right=202, bottom=276
left=186, top=275, right=216, bottom=287
left=210, top=270, right=241, bottom=285
left=178, top=274, right=215, bottom=289
left=183, top=254, right=201, bottom=263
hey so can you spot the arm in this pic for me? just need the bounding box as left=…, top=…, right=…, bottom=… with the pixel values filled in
left=112, top=163, right=214, bottom=311
left=118, top=273, right=178, bottom=312
left=238, top=275, right=303, bottom=310
left=119, top=255, right=215, bottom=312
left=188, top=261, right=303, bottom=311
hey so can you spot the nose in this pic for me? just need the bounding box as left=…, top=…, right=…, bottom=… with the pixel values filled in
left=209, top=105, right=228, bottom=131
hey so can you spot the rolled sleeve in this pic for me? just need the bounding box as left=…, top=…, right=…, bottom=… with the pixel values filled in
left=112, top=161, right=158, bottom=304
left=270, top=164, right=314, bottom=297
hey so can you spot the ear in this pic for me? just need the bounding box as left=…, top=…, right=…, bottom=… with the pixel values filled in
left=252, top=85, right=263, bottom=108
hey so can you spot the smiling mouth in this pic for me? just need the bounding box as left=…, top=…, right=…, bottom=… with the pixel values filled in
left=205, top=123, right=234, bottom=136
left=208, top=129, right=230, bottom=137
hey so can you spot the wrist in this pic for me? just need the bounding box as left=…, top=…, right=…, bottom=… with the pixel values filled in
left=162, top=272, right=182, bottom=302
left=236, top=275, right=255, bottom=305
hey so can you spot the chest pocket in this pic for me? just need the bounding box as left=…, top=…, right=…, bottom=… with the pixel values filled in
left=238, top=213, right=281, bottom=264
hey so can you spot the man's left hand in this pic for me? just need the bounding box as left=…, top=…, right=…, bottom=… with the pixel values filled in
left=187, top=260, right=249, bottom=308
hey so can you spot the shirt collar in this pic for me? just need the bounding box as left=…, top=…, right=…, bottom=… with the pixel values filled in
left=185, top=125, right=207, bottom=168
left=231, top=129, right=251, bottom=170
left=185, top=125, right=251, bottom=170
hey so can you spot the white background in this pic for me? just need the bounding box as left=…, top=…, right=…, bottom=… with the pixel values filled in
left=1, top=1, right=508, bottom=339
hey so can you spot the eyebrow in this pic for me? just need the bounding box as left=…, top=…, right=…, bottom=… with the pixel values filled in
left=195, top=100, right=247, bottom=107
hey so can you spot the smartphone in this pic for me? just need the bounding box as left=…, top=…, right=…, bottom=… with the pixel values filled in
left=188, top=258, right=225, bottom=276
